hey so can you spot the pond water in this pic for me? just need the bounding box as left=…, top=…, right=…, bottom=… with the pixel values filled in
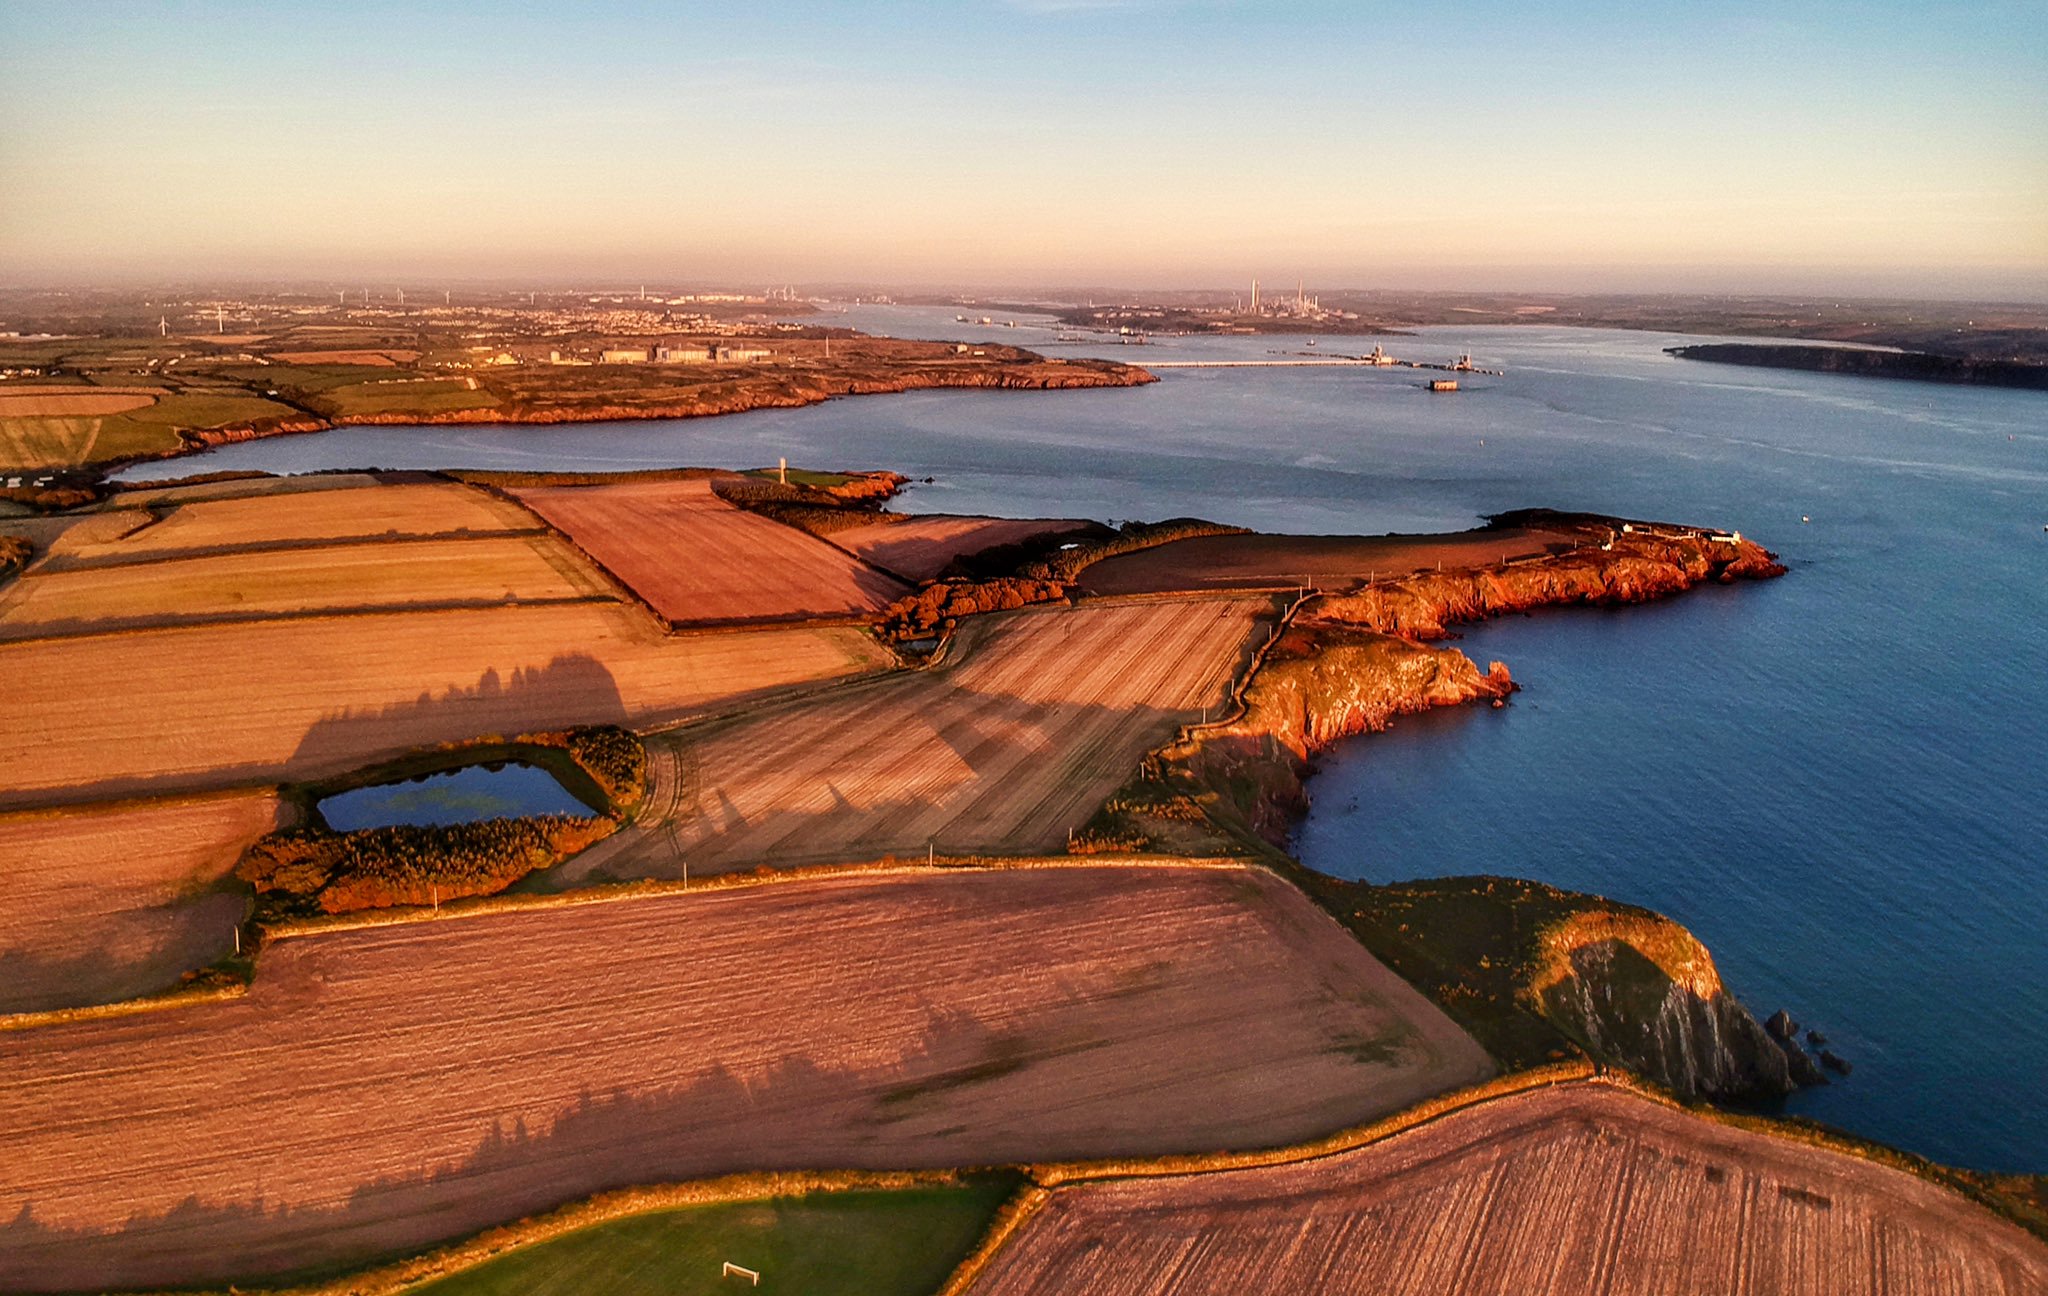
left=318, top=761, right=592, bottom=831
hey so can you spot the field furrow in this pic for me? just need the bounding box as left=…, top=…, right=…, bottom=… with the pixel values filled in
left=510, top=478, right=908, bottom=625
left=964, top=1083, right=2048, bottom=1296
left=0, top=863, right=1491, bottom=1291
left=0, top=792, right=282, bottom=1014
left=565, top=597, right=1264, bottom=880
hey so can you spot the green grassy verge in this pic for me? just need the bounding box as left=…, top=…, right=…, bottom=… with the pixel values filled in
left=410, top=1182, right=1015, bottom=1296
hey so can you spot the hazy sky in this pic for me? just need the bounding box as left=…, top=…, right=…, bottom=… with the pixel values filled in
left=3, top=0, right=2043, bottom=296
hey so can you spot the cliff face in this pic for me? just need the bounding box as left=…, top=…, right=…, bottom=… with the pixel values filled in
left=1311, top=530, right=1785, bottom=640
left=1531, top=913, right=1796, bottom=1100
left=1078, top=523, right=1800, bottom=1099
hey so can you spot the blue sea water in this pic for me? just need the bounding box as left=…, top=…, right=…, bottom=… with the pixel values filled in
left=122, top=307, right=2048, bottom=1171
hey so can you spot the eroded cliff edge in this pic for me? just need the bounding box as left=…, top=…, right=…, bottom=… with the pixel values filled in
left=1076, top=518, right=1803, bottom=1101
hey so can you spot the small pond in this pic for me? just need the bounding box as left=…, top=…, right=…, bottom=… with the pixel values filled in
left=318, top=761, right=594, bottom=831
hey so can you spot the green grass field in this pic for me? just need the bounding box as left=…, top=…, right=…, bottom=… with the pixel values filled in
left=744, top=466, right=857, bottom=488
left=319, top=379, right=500, bottom=417
left=409, top=1182, right=1014, bottom=1296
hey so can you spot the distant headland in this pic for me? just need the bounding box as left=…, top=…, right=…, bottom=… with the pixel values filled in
left=1668, top=342, right=2048, bottom=391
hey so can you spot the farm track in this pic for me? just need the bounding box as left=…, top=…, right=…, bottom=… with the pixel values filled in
left=964, top=1082, right=2048, bottom=1296
left=562, top=597, right=1268, bottom=882
left=510, top=477, right=909, bottom=626
left=0, top=863, right=1490, bottom=1291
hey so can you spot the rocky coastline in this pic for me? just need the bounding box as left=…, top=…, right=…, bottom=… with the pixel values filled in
left=1077, top=517, right=1808, bottom=1100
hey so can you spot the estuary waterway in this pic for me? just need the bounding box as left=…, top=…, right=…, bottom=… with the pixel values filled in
left=121, top=306, right=2048, bottom=1171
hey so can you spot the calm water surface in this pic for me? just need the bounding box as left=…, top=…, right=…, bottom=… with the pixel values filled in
left=125, top=307, right=2048, bottom=1170
left=319, top=762, right=590, bottom=831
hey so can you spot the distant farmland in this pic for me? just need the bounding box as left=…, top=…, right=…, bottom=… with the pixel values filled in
left=511, top=477, right=909, bottom=625
left=566, top=597, right=1267, bottom=880
left=0, top=864, right=1490, bottom=1290
left=965, top=1083, right=2048, bottom=1295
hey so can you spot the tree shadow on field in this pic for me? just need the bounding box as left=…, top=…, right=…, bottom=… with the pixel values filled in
left=569, top=692, right=1194, bottom=886
left=290, top=652, right=628, bottom=780
left=1, top=655, right=635, bottom=813
left=0, top=997, right=1126, bottom=1293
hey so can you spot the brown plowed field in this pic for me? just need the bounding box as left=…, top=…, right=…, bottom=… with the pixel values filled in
left=510, top=478, right=908, bottom=624
left=563, top=598, right=1265, bottom=880
left=966, top=1082, right=2048, bottom=1296
left=0, top=535, right=610, bottom=635
left=833, top=514, right=1097, bottom=581
left=0, top=606, right=892, bottom=805
left=0, top=864, right=1491, bottom=1290
left=0, top=792, right=281, bottom=1015
left=1079, top=526, right=1580, bottom=596
left=66, top=480, right=538, bottom=561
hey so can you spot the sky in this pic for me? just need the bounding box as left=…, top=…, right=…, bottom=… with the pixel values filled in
left=2, top=0, right=2044, bottom=297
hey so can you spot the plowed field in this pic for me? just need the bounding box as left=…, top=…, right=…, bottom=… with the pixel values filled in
left=511, top=478, right=908, bottom=625
left=566, top=597, right=1265, bottom=879
left=0, top=864, right=1491, bottom=1291
left=965, top=1082, right=2048, bottom=1296
left=833, top=515, right=1096, bottom=581
left=0, top=792, right=281, bottom=1014
left=1079, top=526, right=1580, bottom=596
left=0, top=606, right=891, bottom=805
